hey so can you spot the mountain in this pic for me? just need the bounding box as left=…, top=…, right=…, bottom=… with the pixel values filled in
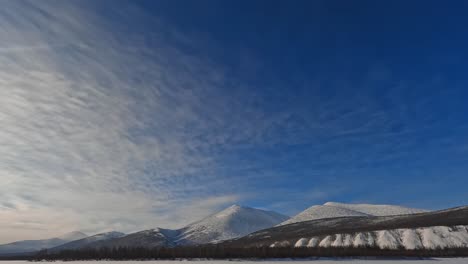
left=83, top=205, right=289, bottom=249
left=223, top=205, right=468, bottom=249
left=0, top=231, right=87, bottom=255
left=77, top=228, right=177, bottom=249
left=280, top=202, right=428, bottom=225
left=175, top=204, right=289, bottom=245
left=323, top=202, right=428, bottom=216
left=50, top=231, right=125, bottom=252
left=55, top=231, right=89, bottom=241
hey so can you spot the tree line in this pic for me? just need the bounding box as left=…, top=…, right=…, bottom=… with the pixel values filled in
left=32, top=245, right=468, bottom=260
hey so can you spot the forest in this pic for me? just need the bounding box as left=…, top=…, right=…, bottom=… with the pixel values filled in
left=32, top=246, right=468, bottom=260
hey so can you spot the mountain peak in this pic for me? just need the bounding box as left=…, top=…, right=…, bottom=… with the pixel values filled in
left=177, top=205, right=289, bottom=245
left=215, top=204, right=246, bottom=217
left=93, top=231, right=125, bottom=238
left=324, top=201, right=350, bottom=206
left=324, top=201, right=389, bottom=207
left=56, top=231, right=88, bottom=241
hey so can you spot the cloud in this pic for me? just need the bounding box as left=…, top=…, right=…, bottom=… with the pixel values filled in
left=0, top=0, right=249, bottom=243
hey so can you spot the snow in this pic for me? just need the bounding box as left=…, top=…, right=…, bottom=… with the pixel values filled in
left=323, top=202, right=428, bottom=216
left=280, top=205, right=369, bottom=225
left=353, top=233, right=368, bottom=247
left=270, top=241, right=290, bottom=248
left=177, top=205, right=289, bottom=245
left=376, top=230, right=400, bottom=249
left=307, top=237, right=319, bottom=247
left=319, top=235, right=333, bottom=247
left=420, top=227, right=449, bottom=249
left=400, top=229, right=423, bottom=250
left=281, top=202, right=428, bottom=225
left=272, top=225, right=468, bottom=250
left=175, top=205, right=289, bottom=245
left=88, top=231, right=124, bottom=241
left=343, top=234, right=353, bottom=247
left=331, top=234, right=343, bottom=247
left=366, top=232, right=376, bottom=247
left=294, top=238, right=308, bottom=247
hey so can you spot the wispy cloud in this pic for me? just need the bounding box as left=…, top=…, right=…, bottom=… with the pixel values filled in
left=0, top=1, right=249, bottom=243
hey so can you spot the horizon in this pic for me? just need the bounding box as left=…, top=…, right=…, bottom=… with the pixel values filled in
left=1, top=0, right=468, bottom=244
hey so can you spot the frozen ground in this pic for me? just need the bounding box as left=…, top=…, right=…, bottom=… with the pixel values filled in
left=2, top=259, right=468, bottom=264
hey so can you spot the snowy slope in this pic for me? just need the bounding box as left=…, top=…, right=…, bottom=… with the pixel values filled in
left=323, top=202, right=428, bottom=216
left=285, top=225, right=468, bottom=249
left=89, top=228, right=178, bottom=249
left=280, top=205, right=370, bottom=225
left=0, top=231, right=87, bottom=255
left=176, top=205, right=289, bottom=245
left=281, top=202, right=427, bottom=225
left=87, top=205, right=289, bottom=249
left=51, top=231, right=125, bottom=251
left=224, top=205, right=468, bottom=248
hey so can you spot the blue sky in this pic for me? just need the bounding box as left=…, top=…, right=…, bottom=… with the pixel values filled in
left=0, top=0, right=467, bottom=242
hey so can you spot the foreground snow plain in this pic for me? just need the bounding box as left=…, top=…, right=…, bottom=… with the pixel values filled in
left=3, top=259, right=468, bottom=264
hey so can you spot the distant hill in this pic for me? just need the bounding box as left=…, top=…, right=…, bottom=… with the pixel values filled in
left=280, top=201, right=428, bottom=225
left=50, top=231, right=125, bottom=252
left=0, top=231, right=87, bottom=255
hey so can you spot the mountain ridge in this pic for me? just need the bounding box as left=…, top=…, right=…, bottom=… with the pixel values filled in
left=280, top=201, right=428, bottom=225
left=50, top=231, right=125, bottom=252
left=223, top=205, right=468, bottom=248
left=0, top=231, right=87, bottom=255
left=47, top=204, right=289, bottom=251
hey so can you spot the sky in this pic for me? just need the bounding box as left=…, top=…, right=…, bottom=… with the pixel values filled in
left=1, top=0, right=468, bottom=243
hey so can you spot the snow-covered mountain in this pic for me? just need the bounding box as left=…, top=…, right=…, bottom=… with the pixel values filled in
left=223, top=205, right=468, bottom=249
left=280, top=202, right=427, bottom=225
left=176, top=205, right=289, bottom=245
left=83, top=228, right=178, bottom=249
left=323, top=202, right=428, bottom=216
left=0, top=231, right=87, bottom=255
left=51, top=231, right=125, bottom=251
left=55, top=231, right=89, bottom=241
left=83, top=205, right=288, bottom=249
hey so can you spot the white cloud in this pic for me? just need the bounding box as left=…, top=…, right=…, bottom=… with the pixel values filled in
left=0, top=1, right=247, bottom=243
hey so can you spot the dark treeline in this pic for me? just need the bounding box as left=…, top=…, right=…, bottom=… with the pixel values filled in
left=33, top=246, right=468, bottom=260
left=0, top=254, right=34, bottom=261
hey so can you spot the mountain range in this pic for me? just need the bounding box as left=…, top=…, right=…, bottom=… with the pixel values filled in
left=0, top=231, right=87, bottom=255
left=50, top=231, right=126, bottom=252
left=50, top=205, right=289, bottom=250
left=2, top=202, right=468, bottom=256
left=224, top=205, right=468, bottom=250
